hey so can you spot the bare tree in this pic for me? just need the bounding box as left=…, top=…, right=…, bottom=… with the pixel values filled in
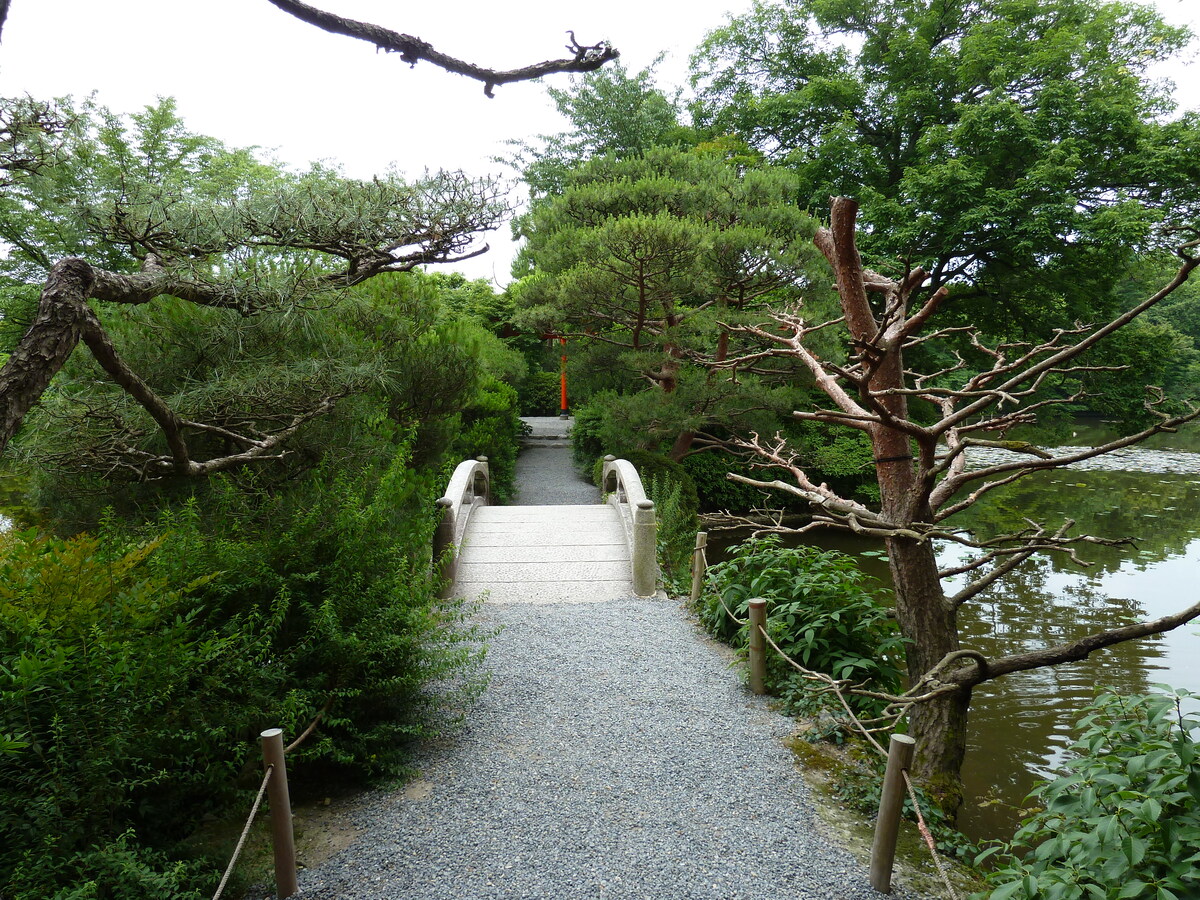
left=719, top=196, right=1200, bottom=811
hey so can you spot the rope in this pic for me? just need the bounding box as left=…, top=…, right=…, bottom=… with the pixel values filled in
left=719, top=593, right=750, bottom=626
left=902, top=769, right=962, bottom=900
left=211, top=764, right=274, bottom=900
left=755, top=622, right=889, bottom=758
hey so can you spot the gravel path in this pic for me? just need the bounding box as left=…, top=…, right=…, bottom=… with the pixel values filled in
left=297, top=598, right=915, bottom=900
left=293, top=436, right=926, bottom=899
left=512, top=417, right=598, bottom=506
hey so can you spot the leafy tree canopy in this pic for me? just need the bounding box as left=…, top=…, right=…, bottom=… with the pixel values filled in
left=512, top=146, right=827, bottom=457
left=0, top=96, right=508, bottom=473
left=690, top=0, right=1200, bottom=336
left=506, top=60, right=691, bottom=200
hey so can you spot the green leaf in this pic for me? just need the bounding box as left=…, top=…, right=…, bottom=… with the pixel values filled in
left=1117, top=883, right=1149, bottom=899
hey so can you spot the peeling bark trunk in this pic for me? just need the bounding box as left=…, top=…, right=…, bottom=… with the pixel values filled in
left=0, top=258, right=92, bottom=454
left=886, top=535, right=969, bottom=814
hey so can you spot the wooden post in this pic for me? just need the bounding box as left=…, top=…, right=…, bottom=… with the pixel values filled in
left=690, top=531, right=708, bottom=603
left=260, top=729, right=298, bottom=899
left=747, top=598, right=767, bottom=695
left=870, top=733, right=917, bottom=893
left=559, top=336, right=569, bottom=419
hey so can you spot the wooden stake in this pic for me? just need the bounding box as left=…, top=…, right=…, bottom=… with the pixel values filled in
left=690, top=531, right=707, bottom=603
left=748, top=598, right=767, bottom=695
left=260, top=729, right=298, bottom=899
left=870, top=733, right=917, bottom=893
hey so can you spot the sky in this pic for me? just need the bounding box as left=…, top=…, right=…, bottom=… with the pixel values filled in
left=2, top=0, right=1198, bottom=286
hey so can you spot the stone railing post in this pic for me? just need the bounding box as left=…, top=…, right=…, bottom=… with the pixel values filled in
left=433, top=496, right=456, bottom=598
left=632, top=499, right=657, bottom=597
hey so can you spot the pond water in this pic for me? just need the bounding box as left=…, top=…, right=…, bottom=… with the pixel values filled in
left=707, top=421, right=1200, bottom=844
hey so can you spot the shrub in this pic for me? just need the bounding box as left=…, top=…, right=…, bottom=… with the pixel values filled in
left=975, top=687, right=1200, bottom=900
left=0, top=444, right=489, bottom=898
left=152, top=450, right=489, bottom=776
left=451, top=373, right=523, bottom=503
left=570, top=392, right=615, bottom=470
left=644, top=474, right=698, bottom=592
left=518, top=369, right=563, bottom=416
left=0, top=529, right=230, bottom=899
left=699, top=536, right=905, bottom=720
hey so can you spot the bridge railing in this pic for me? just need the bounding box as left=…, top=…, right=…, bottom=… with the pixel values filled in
left=600, top=455, right=657, bottom=597
left=433, top=455, right=490, bottom=595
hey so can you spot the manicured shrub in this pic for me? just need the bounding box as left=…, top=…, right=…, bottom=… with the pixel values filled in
left=518, top=369, right=563, bottom=416
left=975, top=687, right=1200, bottom=900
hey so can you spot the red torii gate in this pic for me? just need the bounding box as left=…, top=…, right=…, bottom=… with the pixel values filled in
left=542, top=333, right=569, bottom=419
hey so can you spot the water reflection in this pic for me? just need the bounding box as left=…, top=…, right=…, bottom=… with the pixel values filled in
left=945, top=466, right=1200, bottom=841
left=705, top=463, right=1200, bottom=843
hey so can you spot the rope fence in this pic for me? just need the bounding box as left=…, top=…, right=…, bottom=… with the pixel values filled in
left=691, top=529, right=962, bottom=900
left=749, top=611, right=961, bottom=898
left=212, top=765, right=274, bottom=900
left=210, top=707, right=328, bottom=900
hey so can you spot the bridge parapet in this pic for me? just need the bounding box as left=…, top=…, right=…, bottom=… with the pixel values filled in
left=601, top=455, right=658, bottom=597
left=434, top=456, right=490, bottom=594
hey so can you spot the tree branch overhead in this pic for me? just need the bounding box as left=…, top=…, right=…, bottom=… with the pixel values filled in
left=265, top=0, right=619, bottom=96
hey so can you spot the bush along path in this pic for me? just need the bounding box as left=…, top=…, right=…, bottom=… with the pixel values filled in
left=294, top=430, right=930, bottom=899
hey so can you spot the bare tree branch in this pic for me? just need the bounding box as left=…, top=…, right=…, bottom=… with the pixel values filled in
left=265, top=0, right=619, bottom=96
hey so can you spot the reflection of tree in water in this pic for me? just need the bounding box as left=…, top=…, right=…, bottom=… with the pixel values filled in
left=709, top=468, right=1199, bottom=841
left=952, top=551, right=1170, bottom=842
left=949, top=470, right=1200, bottom=578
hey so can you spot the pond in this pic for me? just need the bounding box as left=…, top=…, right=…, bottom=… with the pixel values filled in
left=706, top=421, right=1200, bottom=844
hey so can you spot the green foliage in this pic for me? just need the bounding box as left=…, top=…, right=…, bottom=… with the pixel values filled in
left=0, top=445, right=488, bottom=898
left=450, top=373, right=524, bottom=503
left=699, top=536, right=905, bottom=720
left=0, top=529, right=229, bottom=899
left=506, top=60, right=689, bottom=200
left=975, top=688, right=1200, bottom=900
left=680, top=451, right=785, bottom=513
left=519, top=370, right=563, bottom=417
left=570, top=392, right=612, bottom=470
left=1, top=96, right=506, bottom=486
left=691, top=0, right=1200, bottom=340
left=644, top=473, right=699, bottom=591
left=513, top=145, right=826, bottom=458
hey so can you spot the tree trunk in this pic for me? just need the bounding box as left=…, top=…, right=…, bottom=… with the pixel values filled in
left=0, top=258, right=91, bottom=455
left=668, top=430, right=695, bottom=461
left=886, top=534, right=970, bottom=815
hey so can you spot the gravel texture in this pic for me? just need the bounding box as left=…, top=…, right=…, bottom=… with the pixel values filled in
left=292, top=438, right=928, bottom=899
left=512, top=445, right=598, bottom=505
left=513, top=418, right=598, bottom=506
left=295, top=598, right=924, bottom=900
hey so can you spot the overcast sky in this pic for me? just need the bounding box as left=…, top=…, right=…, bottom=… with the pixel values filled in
left=2, top=0, right=1197, bottom=285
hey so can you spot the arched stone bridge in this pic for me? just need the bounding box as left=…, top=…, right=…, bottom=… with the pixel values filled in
left=434, top=455, right=658, bottom=602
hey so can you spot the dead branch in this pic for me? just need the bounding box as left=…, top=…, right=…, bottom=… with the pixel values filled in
left=266, top=0, right=619, bottom=96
